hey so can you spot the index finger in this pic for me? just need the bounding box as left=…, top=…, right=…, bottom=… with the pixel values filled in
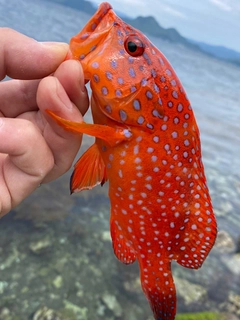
left=0, top=28, right=69, bottom=80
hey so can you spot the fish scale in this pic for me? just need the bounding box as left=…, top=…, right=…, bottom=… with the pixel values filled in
left=47, top=2, right=217, bottom=319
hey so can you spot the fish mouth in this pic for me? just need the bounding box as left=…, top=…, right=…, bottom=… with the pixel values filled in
left=67, top=2, right=115, bottom=78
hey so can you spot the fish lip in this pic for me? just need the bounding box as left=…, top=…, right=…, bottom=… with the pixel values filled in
left=70, top=2, right=113, bottom=50
left=68, top=2, right=114, bottom=80
left=80, top=2, right=113, bottom=35
left=93, top=2, right=113, bottom=25
left=81, top=2, right=113, bottom=32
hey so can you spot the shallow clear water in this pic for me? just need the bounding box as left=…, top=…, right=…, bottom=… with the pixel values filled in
left=0, top=0, right=240, bottom=319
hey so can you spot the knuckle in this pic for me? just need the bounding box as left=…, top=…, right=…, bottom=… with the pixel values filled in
left=1, top=27, right=15, bottom=35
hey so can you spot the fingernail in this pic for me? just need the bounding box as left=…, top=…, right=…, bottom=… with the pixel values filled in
left=40, top=42, right=69, bottom=57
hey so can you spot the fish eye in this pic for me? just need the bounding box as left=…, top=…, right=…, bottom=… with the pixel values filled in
left=124, top=35, right=144, bottom=57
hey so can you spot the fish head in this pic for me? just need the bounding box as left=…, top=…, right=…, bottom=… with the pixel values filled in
left=68, top=2, right=185, bottom=130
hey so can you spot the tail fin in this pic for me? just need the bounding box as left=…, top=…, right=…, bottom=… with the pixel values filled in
left=139, top=260, right=176, bottom=320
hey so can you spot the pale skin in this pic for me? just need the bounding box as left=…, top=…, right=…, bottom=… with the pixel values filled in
left=0, top=28, right=89, bottom=217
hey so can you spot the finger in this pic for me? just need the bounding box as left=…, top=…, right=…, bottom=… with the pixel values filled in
left=36, top=76, right=85, bottom=182
left=0, top=117, right=54, bottom=216
left=53, top=60, right=89, bottom=116
left=0, top=28, right=68, bottom=80
left=0, top=79, right=39, bottom=117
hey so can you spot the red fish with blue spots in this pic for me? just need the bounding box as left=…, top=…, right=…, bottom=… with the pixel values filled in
left=47, top=3, right=217, bottom=319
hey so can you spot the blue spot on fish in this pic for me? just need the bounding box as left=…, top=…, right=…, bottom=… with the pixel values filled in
left=119, top=110, right=127, bottom=121
left=106, top=71, right=113, bottom=80
left=133, top=100, right=141, bottom=111
left=92, top=61, right=99, bottom=68
left=129, top=67, right=136, bottom=78
left=111, top=60, right=118, bottom=69
left=102, top=87, right=108, bottom=95
left=116, top=89, right=122, bottom=97
left=118, top=77, right=124, bottom=85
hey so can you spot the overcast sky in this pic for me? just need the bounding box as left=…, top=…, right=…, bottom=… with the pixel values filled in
left=90, top=0, right=240, bottom=52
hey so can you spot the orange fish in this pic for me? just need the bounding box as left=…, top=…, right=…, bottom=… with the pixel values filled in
left=47, top=2, right=217, bottom=319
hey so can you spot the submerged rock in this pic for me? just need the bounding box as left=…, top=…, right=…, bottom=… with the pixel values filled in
left=52, top=275, right=63, bottom=289
left=215, top=230, right=236, bottom=253
left=63, top=301, right=88, bottom=319
left=220, top=254, right=240, bottom=275
left=0, top=281, right=8, bottom=294
left=236, top=237, right=240, bottom=254
left=32, top=307, right=64, bottom=320
left=102, top=292, right=123, bottom=317
left=29, top=237, right=52, bottom=255
left=0, top=308, right=10, bottom=319
left=221, top=292, right=240, bottom=317
left=175, top=277, right=207, bottom=305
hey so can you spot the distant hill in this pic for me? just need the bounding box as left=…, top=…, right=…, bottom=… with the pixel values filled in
left=189, top=40, right=240, bottom=66
left=43, top=0, right=240, bottom=67
left=123, top=16, right=198, bottom=51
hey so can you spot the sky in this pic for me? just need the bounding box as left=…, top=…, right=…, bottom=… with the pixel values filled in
left=89, top=0, right=240, bottom=52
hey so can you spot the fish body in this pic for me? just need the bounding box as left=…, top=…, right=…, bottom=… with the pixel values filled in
left=48, top=3, right=217, bottom=319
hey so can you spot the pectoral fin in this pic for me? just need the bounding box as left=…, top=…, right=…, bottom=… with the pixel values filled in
left=46, top=110, right=132, bottom=147
left=70, top=143, right=107, bottom=193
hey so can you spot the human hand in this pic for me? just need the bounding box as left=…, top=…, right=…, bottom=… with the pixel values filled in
left=0, top=28, right=89, bottom=218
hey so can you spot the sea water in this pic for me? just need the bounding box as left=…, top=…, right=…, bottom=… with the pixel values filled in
left=0, top=0, right=240, bottom=319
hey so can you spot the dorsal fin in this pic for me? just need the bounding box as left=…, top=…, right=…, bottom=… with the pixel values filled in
left=70, top=143, right=107, bottom=193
